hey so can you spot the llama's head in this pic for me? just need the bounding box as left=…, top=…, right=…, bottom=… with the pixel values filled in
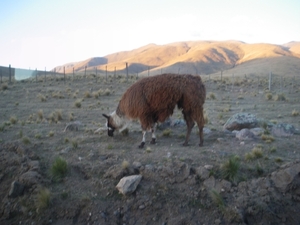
left=102, top=113, right=116, bottom=137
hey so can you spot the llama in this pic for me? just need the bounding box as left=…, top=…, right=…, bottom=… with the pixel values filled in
left=102, top=73, right=206, bottom=148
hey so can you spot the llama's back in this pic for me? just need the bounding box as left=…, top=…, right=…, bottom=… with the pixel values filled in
left=118, top=74, right=205, bottom=120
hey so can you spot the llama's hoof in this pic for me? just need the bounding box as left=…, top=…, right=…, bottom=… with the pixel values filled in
left=138, top=142, right=145, bottom=148
left=150, top=138, right=156, bottom=144
left=182, top=142, right=189, bottom=146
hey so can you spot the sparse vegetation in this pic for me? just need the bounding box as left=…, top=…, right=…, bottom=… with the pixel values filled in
left=74, top=99, right=82, bottom=108
left=50, top=157, right=68, bottom=182
left=220, top=156, right=240, bottom=183
left=10, top=116, right=18, bottom=124
left=36, top=188, right=51, bottom=210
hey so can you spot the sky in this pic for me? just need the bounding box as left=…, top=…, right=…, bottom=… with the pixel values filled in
left=1, top=0, right=300, bottom=70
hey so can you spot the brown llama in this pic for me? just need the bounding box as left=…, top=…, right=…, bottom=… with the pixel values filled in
left=102, top=73, right=206, bottom=148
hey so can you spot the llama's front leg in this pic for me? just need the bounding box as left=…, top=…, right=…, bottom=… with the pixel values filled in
left=138, top=130, right=147, bottom=148
left=150, top=123, right=157, bottom=144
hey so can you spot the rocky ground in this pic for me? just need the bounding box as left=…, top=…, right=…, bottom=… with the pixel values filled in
left=0, top=74, right=300, bottom=224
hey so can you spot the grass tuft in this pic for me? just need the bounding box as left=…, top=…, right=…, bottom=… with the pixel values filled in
left=210, top=189, right=225, bottom=210
left=220, top=156, right=240, bottom=183
left=36, top=188, right=51, bottom=210
left=50, top=157, right=68, bottom=182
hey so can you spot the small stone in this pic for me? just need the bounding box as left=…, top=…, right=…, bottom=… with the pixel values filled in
left=9, top=181, right=25, bottom=198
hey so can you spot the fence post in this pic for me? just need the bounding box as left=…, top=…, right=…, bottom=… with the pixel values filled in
left=106, top=65, right=107, bottom=82
left=95, top=67, right=97, bottom=83
left=126, top=62, right=128, bottom=82
left=9, top=64, right=12, bottom=83
left=268, top=72, right=272, bottom=91
left=64, top=66, right=66, bottom=84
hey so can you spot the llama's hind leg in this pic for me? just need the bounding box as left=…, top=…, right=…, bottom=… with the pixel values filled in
left=183, top=112, right=195, bottom=146
left=196, top=116, right=205, bottom=147
left=150, top=123, right=157, bottom=144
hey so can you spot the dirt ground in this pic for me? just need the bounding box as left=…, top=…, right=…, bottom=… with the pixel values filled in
left=0, top=74, right=300, bottom=225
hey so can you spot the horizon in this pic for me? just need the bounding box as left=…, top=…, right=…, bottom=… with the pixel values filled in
left=1, top=0, right=300, bottom=70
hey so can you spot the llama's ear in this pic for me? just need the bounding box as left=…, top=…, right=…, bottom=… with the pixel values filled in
left=102, top=114, right=110, bottom=119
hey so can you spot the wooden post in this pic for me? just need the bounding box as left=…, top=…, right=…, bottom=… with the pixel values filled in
left=95, top=67, right=97, bottom=83
left=9, top=64, right=12, bottom=83
left=269, top=72, right=272, bottom=91
left=106, top=65, right=107, bottom=82
left=64, top=66, right=66, bottom=84
left=126, top=62, right=128, bottom=82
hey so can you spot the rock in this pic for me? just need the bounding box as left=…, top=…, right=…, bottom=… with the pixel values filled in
left=18, top=171, right=41, bottom=187
left=116, top=175, right=142, bottom=195
left=132, top=161, right=142, bottom=169
left=63, top=121, right=82, bottom=132
left=271, top=162, right=300, bottom=193
left=28, top=160, right=40, bottom=171
left=224, top=113, right=258, bottom=131
left=203, top=176, right=216, bottom=190
left=175, top=162, right=190, bottom=183
left=8, top=181, right=25, bottom=197
left=204, top=165, right=214, bottom=170
left=271, top=123, right=295, bottom=137
left=195, top=166, right=210, bottom=180
left=250, top=127, right=264, bottom=136
left=235, top=128, right=256, bottom=140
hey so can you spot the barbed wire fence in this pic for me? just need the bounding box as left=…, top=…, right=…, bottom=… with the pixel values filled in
left=1, top=64, right=299, bottom=95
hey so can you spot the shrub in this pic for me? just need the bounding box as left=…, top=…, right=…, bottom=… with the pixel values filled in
left=50, top=157, right=68, bottom=182
left=1, top=83, right=8, bottom=90
left=74, top=99, right=82, bottom=108
left=10, top=116, right=18, bottom=124
left=265, top=93, right=272, bottom=100
left=210, top=189, right=225, bottom=210
left=220, top=156, right=240, bottom=183
left=292, top=109, right=299, bottom=116
left=274, top=93, right=286, bottom=101
left=162, top=129, right=172, bottom=137
left=37, top=110, right=44, bottom=120
left=36, top=188, right=51, bottom=210
left=22, top=136, right=31, bottom=144
left=122, top=160, right=130, bottom=169
left=37, top=93, right=47, bottom=102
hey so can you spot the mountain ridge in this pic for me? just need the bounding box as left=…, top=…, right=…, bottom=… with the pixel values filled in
left=54, top=40, right=300, bottom=76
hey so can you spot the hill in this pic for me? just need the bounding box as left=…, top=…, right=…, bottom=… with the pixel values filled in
left=54, top=40, right=300, bottom=77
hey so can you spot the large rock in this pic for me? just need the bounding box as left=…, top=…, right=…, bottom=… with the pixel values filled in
left=271, top=162, right=300, bottom=193
left=116, top=175, right=142, bottom=195
left=235, top=128, right=256, bottom=140
left=224, top=113, right=258, bottom=131
left=271, top=123, right=295, bottom=137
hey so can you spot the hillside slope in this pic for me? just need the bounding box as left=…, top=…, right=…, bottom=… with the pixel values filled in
left=54, top=41, right=300, bottom=76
